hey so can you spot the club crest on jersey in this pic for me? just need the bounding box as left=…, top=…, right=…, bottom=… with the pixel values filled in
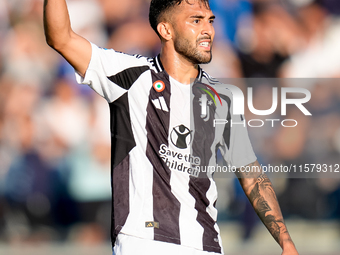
left=153, top=80, right=165, bottom=92
left=198, top=84, right=222, bottom=107
left=197, top=83, right=222, bottom=122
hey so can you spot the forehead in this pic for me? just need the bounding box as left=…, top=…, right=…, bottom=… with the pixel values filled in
left=173, top=1, right=214, bottom=18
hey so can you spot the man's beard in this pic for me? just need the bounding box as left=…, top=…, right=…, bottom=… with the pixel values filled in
left=173, top=32, right=212, bottom=65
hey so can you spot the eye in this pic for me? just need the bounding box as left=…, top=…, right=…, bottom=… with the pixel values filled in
left=193, top=19, right=200, bottom=24
left=209, top=19, right=215, bottom=24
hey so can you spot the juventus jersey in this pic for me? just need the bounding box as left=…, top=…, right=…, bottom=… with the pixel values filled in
left=76, top=43, right=257, bottom=254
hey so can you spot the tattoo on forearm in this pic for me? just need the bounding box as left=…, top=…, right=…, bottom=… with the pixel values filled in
left=248, top=174, right=288, bottom=244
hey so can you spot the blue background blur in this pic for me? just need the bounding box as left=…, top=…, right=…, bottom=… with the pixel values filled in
left=0, top=0, right=340, bottom=254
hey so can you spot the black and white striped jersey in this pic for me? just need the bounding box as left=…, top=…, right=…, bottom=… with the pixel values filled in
left=76, top=43, right=257, bottom=254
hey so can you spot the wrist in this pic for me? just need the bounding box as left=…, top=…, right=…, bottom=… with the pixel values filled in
left=282, top=239, right=296, bottom=252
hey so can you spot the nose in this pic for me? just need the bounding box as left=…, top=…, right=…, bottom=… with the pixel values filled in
left=201, top=20, right=214, bottom=37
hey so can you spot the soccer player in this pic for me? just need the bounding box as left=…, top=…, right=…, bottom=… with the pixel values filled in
left=43, top=0, right=299, bottom=254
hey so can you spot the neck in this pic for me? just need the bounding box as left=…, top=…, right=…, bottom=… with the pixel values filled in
left=160, top=44, right=199, bottom=85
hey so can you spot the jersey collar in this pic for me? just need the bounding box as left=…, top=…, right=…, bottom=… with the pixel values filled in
left=156, top=54, right=203, bottom=81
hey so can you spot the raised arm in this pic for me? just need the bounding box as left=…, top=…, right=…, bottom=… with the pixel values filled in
left=237, top=161, right=298, bottom=255
left=43, top=0, right=92, bottom=77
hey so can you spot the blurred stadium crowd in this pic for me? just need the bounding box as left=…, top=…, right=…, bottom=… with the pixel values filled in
left=0, top=0, right=340, bottom=246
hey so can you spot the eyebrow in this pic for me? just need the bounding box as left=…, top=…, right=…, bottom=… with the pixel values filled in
left=189, top=15, right=216, bottom=20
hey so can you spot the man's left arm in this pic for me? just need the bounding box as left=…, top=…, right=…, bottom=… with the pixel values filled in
left=237, top=160, right=299, bottom=255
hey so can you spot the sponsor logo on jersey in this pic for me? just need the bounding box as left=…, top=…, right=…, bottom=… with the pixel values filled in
left=159, top=144, right=200, bottom=177
left=170, top=125, right=192, bottom=149
left=153, top=80, right=165, bottom=92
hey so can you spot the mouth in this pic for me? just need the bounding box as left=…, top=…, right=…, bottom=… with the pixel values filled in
left=198, top=40, right=211, bottom=51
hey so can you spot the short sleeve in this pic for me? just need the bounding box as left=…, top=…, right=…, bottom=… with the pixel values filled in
left=75, top=42, right=149, bottom=103
left=228, top=114, right=257, bottom=168
left=214, top=86, right=257, bottom=169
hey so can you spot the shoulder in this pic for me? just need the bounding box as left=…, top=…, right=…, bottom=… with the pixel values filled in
left=199, top=68, right=233, bottom=99
left=200, top=69, right=221, bottom=85
left=91, top=43, right=159, bottom=71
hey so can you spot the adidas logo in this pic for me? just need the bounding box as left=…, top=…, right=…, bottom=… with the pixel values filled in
left=145, top=221, right=159, bottom=228
left=152, top=97, right=169, bottom=112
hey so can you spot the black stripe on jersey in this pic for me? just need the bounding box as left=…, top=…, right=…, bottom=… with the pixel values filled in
left=109, top=92, right=136, bottom=168
left=145, top=70, right=181, bottom=245
left=155, top=55, right=165, bottom=72
left=111, top=154, right=130, bottom=245
left=197, top=66, right=203, bottom=81
left=189, top=178, right=222, bottom=253
left=109, top=93, right=135, bottom=245
left=191, top=81, right=217, bottom=168
left=190, top=82, right=222, bottom=252
left=153, top=57, right=160, bottom=73
left=107, top=66, right=149, bottom=90
left=219, top=94, right=232, bottom=149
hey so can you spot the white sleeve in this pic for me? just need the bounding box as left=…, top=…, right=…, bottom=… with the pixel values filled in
left=75, top=42, right=149, bottom=102
left=214, top=86, right=257, bottom=168
left=228, top=114, right=257, bottom=168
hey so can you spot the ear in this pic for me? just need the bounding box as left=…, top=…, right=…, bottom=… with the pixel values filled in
left=157, top=22, right=172, bottom=41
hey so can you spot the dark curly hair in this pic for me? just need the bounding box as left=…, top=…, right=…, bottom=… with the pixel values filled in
left=149, top=0, right=210, bottom=37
